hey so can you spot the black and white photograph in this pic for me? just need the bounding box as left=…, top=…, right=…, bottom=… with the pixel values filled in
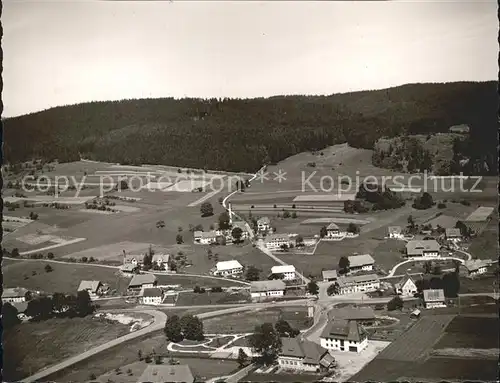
left=1, top=1, right=498, bottom=382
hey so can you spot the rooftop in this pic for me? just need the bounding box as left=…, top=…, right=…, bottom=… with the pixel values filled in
left=337, top=274, right=379, bottom=287
left=231, top=221, right=248, bottom=230
left=3, top=287, right=29, bottom=298
left=137, top=365, right=194, bottom=383
left=265, top=234, right=289, bottom=242
left=464, top=259, right=490, bottom=272
left=395, top=274, right=416, bottom=289
left=216, top=260, right=243, bottom=271
left=194, top=230, right=218, bottom=239
left=329, top=306, right=375, bottom=321
left=348, top=254, right=375, bottom=268
left=129, top=273, right=157, bottom=287
left=445, top=228, right=461, bottom=237
left=406, top=239, right=441, bottom=255
left=271, top=265, right=296, bottom=274
left=465, top=206, right=495, bottom=222
left=257, top=217, right=270, bottom=224
left=250, top=279, right=286, bottom=293
left=152, top=253, right=170, bottom=263
left=321, top=319, right=367, bottom=342
left=388, top=226, right=402, bottom=234
left=423, top=289, right=445, bottom=302
left=77, top=280, right=102, bottom=293
left=327, top=223, right=340, bottom=230
left=142, top=287, right=163, bottom=298
left=322, top=270, right=338, bottom=280
left=280, top=337, right=330, bottom=365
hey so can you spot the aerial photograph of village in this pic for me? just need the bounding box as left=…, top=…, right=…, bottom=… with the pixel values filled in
left=1, top=1, right=498, bottom=383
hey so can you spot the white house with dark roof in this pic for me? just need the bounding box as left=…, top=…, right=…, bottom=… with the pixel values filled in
left=193, top=230, right=218, bottom=245
left=326, top=223, right=344, bottom=239
left=322, top=270, right=338, bottom=282
left=394, top=274, right=418, bottom=297
left=271, top=265, right=296, bottom=280
left=423, top=289, right=446, bottom=308
left=388, top=226, right=404, bottom=239
left=445, top=228, right=462, bottom=242
left=121, top=263, right=139, bottom=274
left=2, top=287, right=30, bottom=304
left=152, top=253, right=170, bottom=270
left=348, top=254, right=375, bottom=273
left=257, top=217, right=271, bottom=232
left=265, top=234, right=291, bottom=250
left=128, top=274, right=157, bottom=292
left=140, top=287, right=164, bottom=305
left=213, top=260, right=243, bottom=277
left=124, top=253, right=146, bottom=267
left=328, top=306, right=376, bottom=325
left=336, top=274, right=380, bottom=295
left=320, top=319, right=368, bottom=353
left=463, top=260, right=489, bottom=276
left=250, top=280, right=286, bottom=299
left=137, top=365, right=194, bottom=383
left=278, top=337, right=335, bottom=372
left=405, top=240, right=441, bottom=257
left=77, top=280, right=103, bottom=300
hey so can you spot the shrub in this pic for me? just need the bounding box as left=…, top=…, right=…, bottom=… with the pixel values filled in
left=437, top=203, right=446, bottom=209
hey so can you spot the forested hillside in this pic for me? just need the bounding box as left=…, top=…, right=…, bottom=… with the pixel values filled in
left=3, top=81, right=497, bottom=174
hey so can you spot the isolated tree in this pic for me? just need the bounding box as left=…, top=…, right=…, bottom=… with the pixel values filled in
left=338, top=256, right=350, bottom=274
left=11, top=248, right=20, bottom=257
left=143, top=252, right=153, bottom=270
left=44, top=264, right=53, bottom=273
left=232, top=227, right=243, bottom=243
left=181, top=315, right=204, bottom=341
left=387, top=296, right=404, bottom=311
left=164, top=315, right=183, bottom=342
left=200, top=202, right=214, bottom=217
left=407, top=215, right=415, bottom=229
left=2, top=303, right=21, bottom=328
left=291, top=211, right=297, bottom=219
left=47, top=252, right=55, bottom=259
left=423, top=261, right=433, bottom=274
left=245, top=266, right=261, bottom=281
left=237, top=348, right=248, bottom=368
left=319, top=226, right=328, bottom=238
left=138, top=349, right=143, bottom=361
left=218, top=212, right=231, bottom=230
left=432, top=264, right=442, bottom=275
left=327, top=282, right=340, bottom=296
left=75, top=290, right=94, bottom=317
left=52, top=292, right=68, bottom=313
left=295, top=235, right=304, bottom=247
left=275, top=319, right=300, bottom=338
left=347, top=223, right=360, bottom=234
left=282, top=210, right=291, bottom=219
left=442, top=271, right=460, bottom=298
left=176, top=234, right=183, bottom=244
left=249, top=323, right=282, bottom=365
left=306, top=281, right=319, bottom=296
left=119, top=179, right=129, bottom=190
left=218, top=196, right=224, bottom=205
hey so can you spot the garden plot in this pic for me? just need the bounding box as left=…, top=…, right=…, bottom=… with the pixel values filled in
left=63, top=241, right=156, bottom=261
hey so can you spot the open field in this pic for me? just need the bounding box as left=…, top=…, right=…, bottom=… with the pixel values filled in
left=63, top=241, right=155, bottom=261
left=175, top=291, right=251, bottom=306
left=468, top=215, right=498, bottom=260
left=433, top=315, right=499, bottom=349
left=3, top=316, right=131, bottom=382
left=203, top=306, right=311, bottom=334
left=3, top=260, right=130, bottom=294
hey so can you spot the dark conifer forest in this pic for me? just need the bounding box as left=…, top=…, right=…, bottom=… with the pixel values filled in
left=3, top=81, right=497, bottom=174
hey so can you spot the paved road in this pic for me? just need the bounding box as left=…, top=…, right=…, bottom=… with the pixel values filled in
left=386, top=256, right=466, bottom=277
left=22, top=309, right=168, bottom=383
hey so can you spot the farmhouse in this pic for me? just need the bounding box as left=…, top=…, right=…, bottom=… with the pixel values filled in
left=326, top=223, right=343, bottom=239
left=230, top=221, right=249, bottom=239
left=394, top=274, right=418, bottom=297
left=322, top=270, right=338, bottom=282
left=250, top=280, right=286, bottom=299
left=213, top=260, right=244, bottom=277
left=423, top=289, right=446, bottom=309
left=265, top=234, right=290, bottom=250
left=320, top=319, right=368, bottom=353
left=348, top=254, right=375, bottom=273
left=449, top=124, right=470, bottom=134
left=121, top=263, right=139, bottom=274
left=152, top=253, right=170, bottom=270
left=405, top=240, right=441, bottom=257
left=278, top=337, right=335, bottom=372
left=388, top=226, right=404, bottom=239
left=257, top=216, right=271, bottom=232
left=463, top=259, right=489, bottom=276
left=137, top=365, right=194, bottom=383
left=77, top=280, right=103, bottom=300
left=445, top=228, right=462, bottom=242
left=270, top=265, right=296, bottom=281
left=193, top=230, right=218, bottom=245
left=140, top=287, right=164, bottom=305
left=124, top=253, right=145, bottom=267
left=337, top=274, right=380, bottom=295
left=329, top=307, right=376, bottom=325
left=128, top=274, right=157, bottom=292
left=2, top=287, right=30, bottom=303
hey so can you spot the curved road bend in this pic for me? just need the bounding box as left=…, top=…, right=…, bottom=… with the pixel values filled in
left=386, top=256, right=467, bottom=277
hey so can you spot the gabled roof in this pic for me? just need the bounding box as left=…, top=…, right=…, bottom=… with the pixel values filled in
left=329, top=307, right=375, bottom=321
left=280, top=338, right=329, bottom=365
left=327, top=223, right=339, bottom=230
left=322, top=270, right=338, bottom=280
left=337, top=274, right=379, bottom=287
left=250, top=280, right=286, bottom=293
left=321, top=319, right=367, bottom=342
left=271, top=265, right=296, bottom=274
left=3, top=287, right=29, bottom=299
left=348, top=254, right=375, bottom=268
left=124, top=253, right=145, bottom=263
left=77, top=280, right=102, bottom=293
left=194, top=230, right=217, bottom=239
left=152, top=253, right=170, bottom=263
left=266, top=234, right=289, bottom=242
left=445, top=228, right=461, bottom=237
left=121, top=263, right=139, bottom=272
left=423, top=289, right=445, bottom=302
left=216, top=260, right=243, bottom=271
left=406, top=240, right=440, bottom=255
left=137, top=364, right=194, bottom=383
left=142, top=287, right=163, bottom=298
left=231, top=221, right=247, bottom=231
left=388, top=226, right=402, bottom=234
left=395, top=274, right=416, bottom=289
left=465, top=206, right=494, bottom=222
left=128, top=273, right=157, bottom=287
left=464, top=259, right=489, bottom=272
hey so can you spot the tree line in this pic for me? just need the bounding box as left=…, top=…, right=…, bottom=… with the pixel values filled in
left=3, top=82, right=496, bottom=174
